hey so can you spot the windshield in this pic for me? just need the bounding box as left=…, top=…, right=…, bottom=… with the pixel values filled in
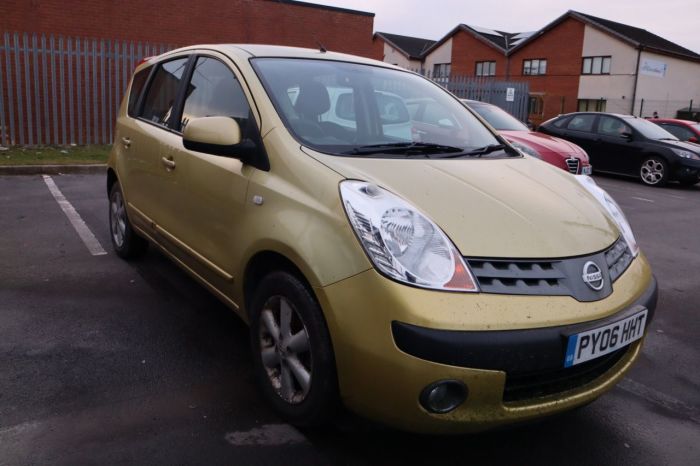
left=627, top=118, right=679, bottom=140
left=465, top=101, right=529, bottom=131
left=251, top=58, right=507, bottom=157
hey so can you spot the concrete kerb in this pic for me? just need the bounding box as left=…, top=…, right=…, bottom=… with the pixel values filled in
left=0, top=164, right=107, bottom=175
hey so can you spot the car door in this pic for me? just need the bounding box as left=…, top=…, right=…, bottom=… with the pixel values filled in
left=123, top=56, right=191, bottom=235
left=558, top=114, right=599, bottom=164
left=158, top=53, right=256, bottom=292
left=594, top=116, right=646, bottom=175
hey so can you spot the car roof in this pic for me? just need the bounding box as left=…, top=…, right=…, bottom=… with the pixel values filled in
left=460, top=99, right=492, bottom=107
left=651, top=118, right=699, bottom=125
left=151, top=43, right=396, bottom=69
left=557, top=112, right=635, bottom=119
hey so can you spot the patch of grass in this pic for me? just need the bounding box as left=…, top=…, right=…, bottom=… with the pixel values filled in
left=0, top=145, right=111, bottom=166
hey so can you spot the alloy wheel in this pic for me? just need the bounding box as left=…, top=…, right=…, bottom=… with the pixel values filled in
left=110, top=190, right=127, bottom=248
left=640, top=159, right=665, bottom=185
left=259, top=296, right=313, bottom=404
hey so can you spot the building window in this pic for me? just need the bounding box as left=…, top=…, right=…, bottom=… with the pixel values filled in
left=523, top=59, right=547, bottom=76
left=433, top=63, right=451, bottom=78
left=528, top=95, right=544, bottom=116
left=475, top=61, right=496, bottom=76
left=577, top=99, right=607, bottom=112
left=582, top=56, right=611, bottom=75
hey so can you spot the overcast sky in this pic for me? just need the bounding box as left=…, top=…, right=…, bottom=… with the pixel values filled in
left=314, top=0, right=700, bottom=54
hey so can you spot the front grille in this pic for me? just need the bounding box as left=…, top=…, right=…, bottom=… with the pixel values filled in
left=466, top=237, right=634, bottom=301
left=467, top=259, right=568, bottom=296
left=565, top=157, right=581, bottom=174
left=503, top=346, right=629, bottom=402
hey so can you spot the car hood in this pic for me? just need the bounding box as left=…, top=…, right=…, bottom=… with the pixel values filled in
left=501, top=130, right=588, bottom=160
left=304, top=148, right=618, bottom=258
left=652, top=138, right=700, bottom=153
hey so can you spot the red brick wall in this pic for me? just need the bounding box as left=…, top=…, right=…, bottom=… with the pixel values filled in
left=450, top=29, right=508, bottom=78
left=510, top=17, right=585, bottom=125
left=0, top=0, right=378, bottom=146
left=0, top=0, right=377, bottom=58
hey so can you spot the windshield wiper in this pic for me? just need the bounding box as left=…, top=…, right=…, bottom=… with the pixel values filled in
left=455, top=144, right=507, bottom=158
left=342, top=142, right=465, bottom=156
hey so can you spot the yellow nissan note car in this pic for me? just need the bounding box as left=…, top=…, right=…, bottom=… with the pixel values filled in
left=107, top=44, right=657, bottom=433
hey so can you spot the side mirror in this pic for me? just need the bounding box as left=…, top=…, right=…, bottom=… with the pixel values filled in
left=183, top=116, right=242, bottom=156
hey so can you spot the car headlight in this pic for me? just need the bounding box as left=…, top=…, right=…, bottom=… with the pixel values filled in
left=671, top=148, right=700, bottom=160
left=340, top=180, right=478, bottom=292
left=575, top=176, right=639, bottom=257
left=508, top=140, right=541, bottom=159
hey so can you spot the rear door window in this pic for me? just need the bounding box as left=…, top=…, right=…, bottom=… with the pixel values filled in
left=566, top=114, right=596, bottom=133
left=180, top=56, right=251, bottom=131
left=127, top=66, right=151, bottom=117
left=140, top=57, right=189, bottom=128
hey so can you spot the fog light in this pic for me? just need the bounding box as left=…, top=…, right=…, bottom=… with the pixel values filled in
left=419, top=380, right=467, bottom=414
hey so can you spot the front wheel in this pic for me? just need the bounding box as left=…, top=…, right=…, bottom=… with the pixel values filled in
left=250, top=271, right=338, bottom=426
left=109, top=182, right=148, bottom=259
left=640, top=156, right=668, bottom=186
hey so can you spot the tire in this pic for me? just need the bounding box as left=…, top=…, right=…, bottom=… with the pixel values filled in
left=250, top=271, right=338, bottom=426
left=639, top=156, right=669, bottom=186
left=108, top=182, right=148, bottom=259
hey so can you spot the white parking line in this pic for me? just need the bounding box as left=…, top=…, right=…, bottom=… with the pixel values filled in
left=224, top=424, right=307, bottom=446
left=631, top=196, right=655, bottom=203
left=42, top=175, right=107, bottom=256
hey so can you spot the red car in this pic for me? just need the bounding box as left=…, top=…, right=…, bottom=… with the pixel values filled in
left=463, top=99, right=592, bottom=175
left=651, top=118, right=700, bottom=144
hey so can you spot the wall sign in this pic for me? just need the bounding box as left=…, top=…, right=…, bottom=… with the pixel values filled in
left=640, top=59, right=668, bottom=78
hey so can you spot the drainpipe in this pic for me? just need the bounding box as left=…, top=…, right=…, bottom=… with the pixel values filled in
left=630, top=47, right=642, bottom=115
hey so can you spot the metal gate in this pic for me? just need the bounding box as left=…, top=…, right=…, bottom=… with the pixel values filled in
left=0, top=32, right=175, bottom=147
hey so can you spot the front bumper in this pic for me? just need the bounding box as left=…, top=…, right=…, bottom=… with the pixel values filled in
left=315, top=253, right=655, bottom=433
left=673, top=158, right=700, bottom=180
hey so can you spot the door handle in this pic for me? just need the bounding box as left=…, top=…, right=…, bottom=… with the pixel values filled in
left=121, top=137, right=131, bottom=148
left=161, top=156, right=176, bottom=170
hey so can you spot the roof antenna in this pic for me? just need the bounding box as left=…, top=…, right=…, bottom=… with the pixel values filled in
left=314, top=35, right=327, bottom=53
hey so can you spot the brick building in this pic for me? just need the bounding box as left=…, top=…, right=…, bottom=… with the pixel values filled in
left=0, top=0, right=377, bottom=58
left=0, top=0, right=378, bottom=146
left=411, top=11, right=700, bottom=125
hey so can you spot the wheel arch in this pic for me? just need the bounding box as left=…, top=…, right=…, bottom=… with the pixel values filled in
left=243, top=250, right=318, bottom=320
left=107, top=167, right=118, bottom=196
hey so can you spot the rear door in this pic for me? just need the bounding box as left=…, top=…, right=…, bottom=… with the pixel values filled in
left=559, top=114, right=599, bottom=163
left=123, top=56, right=191, bottom=234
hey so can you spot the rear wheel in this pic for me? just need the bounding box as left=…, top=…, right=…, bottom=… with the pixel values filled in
left=109, top=182, right=148, bottom=259
left=640, top=156, right=668, bottom=186
left=250, top=271, right=338, bottom=426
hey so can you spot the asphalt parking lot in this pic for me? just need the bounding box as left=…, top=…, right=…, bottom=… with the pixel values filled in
left=1, top=172, right=699, bottom=465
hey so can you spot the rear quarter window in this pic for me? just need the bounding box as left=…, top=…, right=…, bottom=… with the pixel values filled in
left=127, top=67, right=151, bottom=117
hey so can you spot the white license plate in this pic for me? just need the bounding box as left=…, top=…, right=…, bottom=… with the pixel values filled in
left=581, top=165, right=593, bottom=175
left=564, top=308, right=648, bottom=368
